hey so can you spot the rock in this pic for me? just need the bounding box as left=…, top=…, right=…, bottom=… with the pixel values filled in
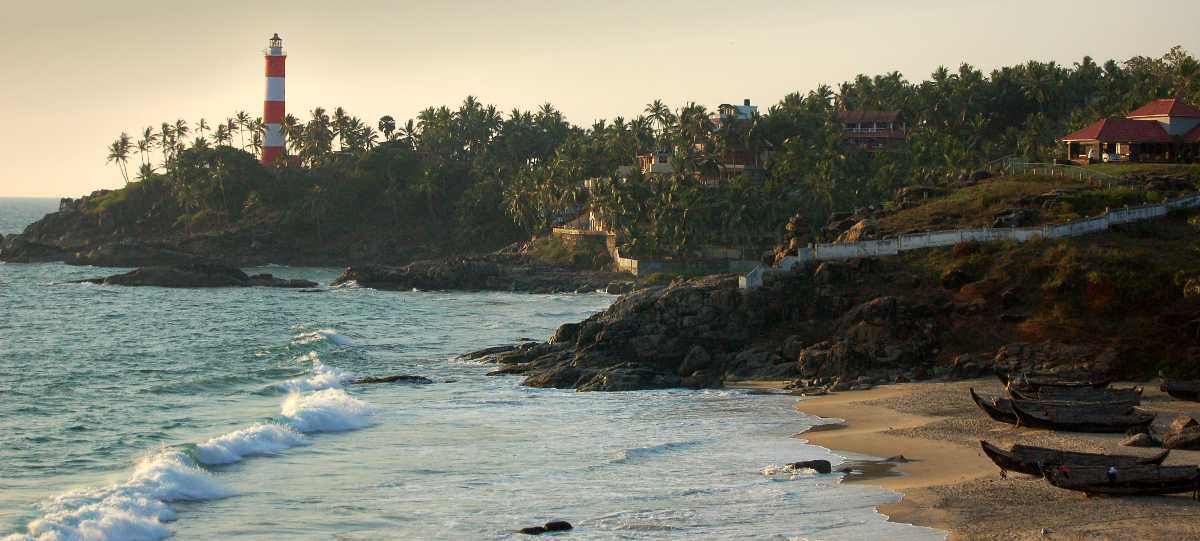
left=457, top=344, right=519, bottom=362
left=330, top=255, right=631, bottom=294
left=970, top=170, right=993, bottom=182
left=782, top=335, right=807, bottom=361
left=787, top=459, right=833, bottom=474
left=886, top=455, right=911, bottom=463
left=352, top=375, right=434, bottom=384
left=677, top=346, right=712, bottom=376
left=992, top=208, right=1036, bottom=228
left=606, top=281, right=634, bottom=295
left=77, top=263, right=316, bottom=288
left=1162, top=427, right=1200, bottom=450
left=549, top=323, right=580, bottom=345
left=1119, top=433, right=1159, bottom=447
left=518, top=526, right=547, bottom=535
left=939, top=268, right=971, bottom=289
left=543, top=521, right=573, bottom=532
left=834, top=219, right=878, bottom=243
left=1167, top=416, right=1198, bottom=434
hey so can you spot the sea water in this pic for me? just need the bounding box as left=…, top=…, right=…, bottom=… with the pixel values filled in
left=0, top=197, right=943, bottom=540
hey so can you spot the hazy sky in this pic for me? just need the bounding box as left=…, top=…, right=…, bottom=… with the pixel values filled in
left=2, top=0, right=1199, bottom=197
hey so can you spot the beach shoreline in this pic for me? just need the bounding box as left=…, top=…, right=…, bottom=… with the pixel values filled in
left=790, top=379, right=1200, bottom=541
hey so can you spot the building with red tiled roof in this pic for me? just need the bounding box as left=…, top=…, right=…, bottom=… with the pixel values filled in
left=1061, top=98, right=1200, bottom=163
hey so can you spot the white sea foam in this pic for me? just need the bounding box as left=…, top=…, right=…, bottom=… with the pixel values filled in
left=282, top=352, right=352, bottom=392
left=281, top=388, right=375, bottom=433
left=292, top=329, right=351, bottom=346
left=2, top=451, right=231, bottom=541
left=192, top=424, right=309, bottom=466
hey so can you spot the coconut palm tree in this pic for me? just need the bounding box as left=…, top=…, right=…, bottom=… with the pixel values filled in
left=378, top=115, right=397, bottom=141
left=137, top=127, right=157, bottom=167
left=158, top=123, right=174, bottom=165
left=196, top=118, right=210, bottom=143
left=106, top=132, right=133, bottom=184
left=234, top=111, right=251, bottom=149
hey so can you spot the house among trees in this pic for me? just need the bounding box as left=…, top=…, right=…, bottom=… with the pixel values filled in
left=630, top=99, right=765, bottom=183
left=1061, top=98, right=1200, bottom=163
left=837, top=110, right=906, bottom=150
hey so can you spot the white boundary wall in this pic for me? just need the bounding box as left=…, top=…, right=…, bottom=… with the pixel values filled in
left=764, top=193, right=1200, bottom=281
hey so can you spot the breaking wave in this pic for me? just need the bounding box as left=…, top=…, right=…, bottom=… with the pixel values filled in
left=281, top=352, right=353, bottom=392
left=281, top=388, right=376, bottom=433
left=4, top=345, right=372, bottom=541
left=191, top=423, right=309, bottom=466
left=292, top=329, right=351, bottom=346
left=1, top=450, right=232, bottom=541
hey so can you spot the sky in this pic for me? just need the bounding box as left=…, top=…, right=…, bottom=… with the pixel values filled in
left=2, top=0, right=1199, bottom=197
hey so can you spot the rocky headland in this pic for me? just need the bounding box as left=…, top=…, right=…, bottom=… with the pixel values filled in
left=461, top=206, right=1200, bottom=392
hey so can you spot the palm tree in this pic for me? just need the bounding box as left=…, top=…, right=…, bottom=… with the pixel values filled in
left=282, top=113, right=303, bottom=154
left=378, top=115, right=397, bottom=141
left=158, top=123, right=174, bottom=165
left=135, top=163, right=157, bottom=182
left=234, top=111, right=251, bottom=149
left=213, top=123, right=232, bottom=147
left=137, top=127, right=157, bottom=167
left=106, top=132, right=132, bottom=184
left=196, top=118, right=210, bottom=143
left=645, top=99, right=674, bottom=142
left=332, top=106, right=350, bottom=150
left=173, top=119, right=190, bottom=146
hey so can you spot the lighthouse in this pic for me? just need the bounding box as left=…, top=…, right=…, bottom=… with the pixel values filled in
left=262, top=33, right=286, bottom=166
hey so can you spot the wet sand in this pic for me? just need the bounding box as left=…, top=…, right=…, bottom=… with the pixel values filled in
left=793, top=379, right=1200, bottom=541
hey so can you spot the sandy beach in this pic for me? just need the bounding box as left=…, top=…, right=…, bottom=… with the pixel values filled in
left=793, top=379, right=1200, bottom=541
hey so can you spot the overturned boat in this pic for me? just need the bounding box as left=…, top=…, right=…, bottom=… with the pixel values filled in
left=1042, top=464, right=1200, bottom=496
left=979, top=440, right=1169, bottom=476
left=1010, top=401, right=1154, bottom=433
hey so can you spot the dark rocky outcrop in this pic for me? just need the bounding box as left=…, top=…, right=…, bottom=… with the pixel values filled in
left=352, top=375, right=435, bottom=385
left=517, top=521, right=573, bottom=535
left=331, top=255, right=630, bottom=294
left=77, top=263, right=317, bottom=288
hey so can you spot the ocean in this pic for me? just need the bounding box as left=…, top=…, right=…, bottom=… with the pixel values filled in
left=0, top=197, right=942, bottom=540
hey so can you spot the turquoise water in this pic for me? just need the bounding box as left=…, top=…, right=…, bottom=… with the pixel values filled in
left=0, top=198, right=942, bottom=540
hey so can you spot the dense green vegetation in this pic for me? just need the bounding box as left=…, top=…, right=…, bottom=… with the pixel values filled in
left=97, top=46, right=1200, bottom=258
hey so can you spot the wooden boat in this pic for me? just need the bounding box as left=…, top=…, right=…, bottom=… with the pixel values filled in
left=979, top=440, right=1169, bottom=476
left=1160, top=380, right=1200, bottom=402
left=1042, top=464, right=1200, bottom=496
left=970, top=389, right=1135, bottom=426
left=971, top=388, right=1018, bottom=424
left=1008, top=385, right=1142, bottom=404
left=1010, top=401, right=1154, bottom=433
left=999, top=372, right=1113, bottom=391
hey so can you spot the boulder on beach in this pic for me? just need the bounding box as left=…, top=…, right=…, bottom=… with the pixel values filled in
left=787, top=459, right=833, bottom=474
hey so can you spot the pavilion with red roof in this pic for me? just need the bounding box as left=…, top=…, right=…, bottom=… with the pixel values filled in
left=1061, top=98, right=1200, bottom=163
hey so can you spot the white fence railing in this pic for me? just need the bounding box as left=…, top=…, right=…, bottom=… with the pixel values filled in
left=761, top=192, right=1200, bottom=276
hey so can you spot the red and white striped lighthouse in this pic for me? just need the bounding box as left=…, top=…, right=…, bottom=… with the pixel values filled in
left=262, top=33, right=286, bottom=166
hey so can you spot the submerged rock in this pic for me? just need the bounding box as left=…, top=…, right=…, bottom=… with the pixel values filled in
left=352, top=375, right=434, bottom=385
left=518, top=521, right=573, bottom=535
left=77, top=263, right=317, bottom=289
